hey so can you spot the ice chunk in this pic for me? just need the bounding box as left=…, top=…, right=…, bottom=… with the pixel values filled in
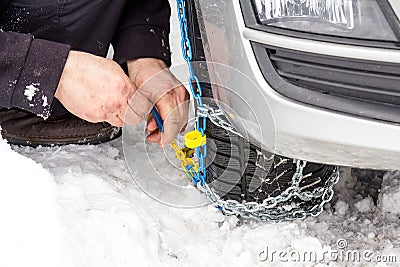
left=354, top=197, right=374, bottom=212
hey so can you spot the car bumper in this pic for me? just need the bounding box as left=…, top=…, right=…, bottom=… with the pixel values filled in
left=193, top=0, right=400, bottom=170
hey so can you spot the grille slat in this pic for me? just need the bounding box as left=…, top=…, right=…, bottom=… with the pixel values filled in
left=269, top=49, right=400, bottom=75
left=277, top=70, right=400, bottom=106
left=271, top=55, right=400, bottom=88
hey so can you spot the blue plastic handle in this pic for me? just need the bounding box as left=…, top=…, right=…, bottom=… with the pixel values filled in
left=151, top=107, right=164, bottom=133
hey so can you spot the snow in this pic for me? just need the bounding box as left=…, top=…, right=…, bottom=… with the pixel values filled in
left=8, top=79, right=16, bottom=88
left=2, top=130, right=399, bottom=266
left=0, top=139, right=61, bottom=267
left=42, top=95, right=48, bottom=107
left=379, top=171, right=400, bottom=215
left=24, top=83, right=40, bottom=101
left=1, top=2, right=400, bottom=267
left=354, top=198, right=374, bottom=213
left=334, top=200, right=349, bottom=216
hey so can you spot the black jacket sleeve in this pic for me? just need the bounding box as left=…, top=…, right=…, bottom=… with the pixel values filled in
left=112, top=0, right=172, bottom=66
left=0, top=31, right=70, bottom=118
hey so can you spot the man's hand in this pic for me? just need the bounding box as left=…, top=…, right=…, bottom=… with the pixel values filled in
left=127, top=58, right=189, bottom=147
left=55, top=51, right=137, bottom=127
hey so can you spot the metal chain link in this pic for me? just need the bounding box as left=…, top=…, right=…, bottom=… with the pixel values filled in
left=177, top=0, right=207, bottom=184
left=175, top=0, right=340, bottom=222
left=198, top=104, right=243, bottom=138
left=197, top=160, right=339, bottom=222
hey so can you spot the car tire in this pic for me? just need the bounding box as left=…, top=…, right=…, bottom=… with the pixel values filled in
left=186, top=0, right=337, bottom=207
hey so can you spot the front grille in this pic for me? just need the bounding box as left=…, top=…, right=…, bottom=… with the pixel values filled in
left=252, top=42, right=400, bottom=124
left=269, top=48, right=400, bottom=106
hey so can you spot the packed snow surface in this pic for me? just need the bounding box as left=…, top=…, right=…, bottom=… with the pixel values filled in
left=0, top=135, right=399, bottom=267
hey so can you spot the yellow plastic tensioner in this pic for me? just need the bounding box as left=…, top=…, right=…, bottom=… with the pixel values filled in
left=170, top=141, right=198, bottom=180
left=184, top=130, right=206, bottom=149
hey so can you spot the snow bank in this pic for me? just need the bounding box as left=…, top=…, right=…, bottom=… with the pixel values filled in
left=6, top=137, right=312, bottom=267
left=0, top=138, right=165, bottom=267
left=6, top=133, right=398, bottom=267
left=0, top=139, right=61, bottom=267
left=6, top=141, right=168, bottom=267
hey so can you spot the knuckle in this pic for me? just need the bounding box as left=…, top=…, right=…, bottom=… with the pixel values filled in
left=158, top=81, right=174, bottom=94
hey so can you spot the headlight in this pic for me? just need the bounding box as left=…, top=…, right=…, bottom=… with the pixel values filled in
left=252, top=0, right=398, bottom=41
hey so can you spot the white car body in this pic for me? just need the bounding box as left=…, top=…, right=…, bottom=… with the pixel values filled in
left=192, top=0, right=400, bottom=170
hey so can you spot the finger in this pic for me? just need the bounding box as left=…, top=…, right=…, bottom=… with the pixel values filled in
left=146, top=116, right=158, bottom=133
left=110, top=78, right=141, bottom=126
left=145, top=114, right=161, bottom=143
left=173, top=85, right=190, bottom=134
left=128, top=90, right=153, bottom=119
left=179, top=96, right=189, bottom=133
left=123, top=105, right=143, bottom=126
left=146, top=131, right=162, bottom=145
left=138, top=69, right=182, bottom=104
left=126, top=77, right=138, bottom=98
left=108, top=114, right=124, bottom=127
left=159, top=99, right=185, bottom=147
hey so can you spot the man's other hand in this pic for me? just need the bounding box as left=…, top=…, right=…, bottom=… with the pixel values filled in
left=55, top=51, right=138, bottom=127
left=127, top=58, right=189, bottom=147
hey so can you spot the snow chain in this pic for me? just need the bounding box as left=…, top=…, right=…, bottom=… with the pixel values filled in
left=174, top=0, right=340, bottom=222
